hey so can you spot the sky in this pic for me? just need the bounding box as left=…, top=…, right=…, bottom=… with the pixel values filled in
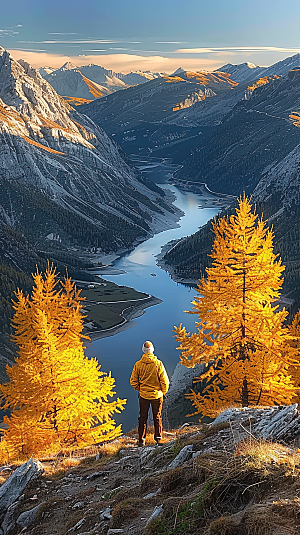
left=1, top=0, right=300, bottom=72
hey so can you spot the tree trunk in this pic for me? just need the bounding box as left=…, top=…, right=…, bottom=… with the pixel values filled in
left=242, top=376, right=249, bottom=407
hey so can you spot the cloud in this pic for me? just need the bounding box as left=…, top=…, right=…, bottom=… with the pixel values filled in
left=0, top=29, right=19, bottom=36
left=49, top=32, right=80, bottom=35
left=176, top=46, right=300, bottom=53
left=155, top=41, right=186, bottom=44
left=7, top=49, right=223, bottom=72
left=19, top=39, right=120, bottom=44
left=16, top=25, right=22, bottom=28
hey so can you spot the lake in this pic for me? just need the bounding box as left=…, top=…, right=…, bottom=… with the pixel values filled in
left=85, top=185, right=219, bottom=432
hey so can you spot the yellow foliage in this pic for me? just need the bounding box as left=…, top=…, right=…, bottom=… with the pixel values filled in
left=174, top=196, right=300, bottom=417
left=0, top=264, right=126, bottom=461
left=289, top=112, right=300, bottom=127
left=247, top=75, right=280, bottom=92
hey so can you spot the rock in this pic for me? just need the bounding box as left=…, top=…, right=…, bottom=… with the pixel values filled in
left=139, top=446, right=155, bottom=466
left=67, top=518, right=85, bottom=533
left=168, top=444, right=193, bottom=469
left=87, top=471, right=108, bottom=480
left=100, top=507, right=112, bottom=521
left=17, top=502, right=45, bottom=529
left=72, top=501, right=85, bottom=510
left=213, top=404, right=300, bottom=444
left=107, top=530, right=125, bottom=534
left=146, top=504, right=164, bottom=525
left=1, top=502, right=20, bottom=535
left=0, top=458, right=44, bottom=520
left=121, top=455, right=141, bottom=472
left=143, top=488, right=161, bottom=499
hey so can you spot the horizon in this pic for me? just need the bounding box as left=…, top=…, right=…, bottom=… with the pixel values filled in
left=3, top=47, right=300, bottom=75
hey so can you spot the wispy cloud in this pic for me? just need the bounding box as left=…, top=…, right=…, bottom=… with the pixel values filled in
left=0, top=29, right=19, bottom=36
left=176, top=46, right=300, bottom=53
left=8, top=48, right=47, bottom=52
left=19, top=39, right=119, bottom=44
left=155, top=41, right=186, bottom=44
left=49, top=32, right=80, bottom=35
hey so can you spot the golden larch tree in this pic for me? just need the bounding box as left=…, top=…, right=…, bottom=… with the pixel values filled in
left=174, top=196, right=299, bottom=417
left=288, top=308, right=300, bottom=397
left=0, top=265, right=126, bottom=460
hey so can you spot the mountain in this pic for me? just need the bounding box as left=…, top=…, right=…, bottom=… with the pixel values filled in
left=79, top=70, right=239, bottom=158
left=41, top=65, right=111, bottom=102
left=0, top=46, right=180, bottom=258
left=215, top=61, right=265, bottom=82
left=161, top=137, right=300, bottom=313
left=216, top=53, right=300, bottom=83
left=40, top=63, right=165, bottom=101
left=173, top=68, right=300, bottom=194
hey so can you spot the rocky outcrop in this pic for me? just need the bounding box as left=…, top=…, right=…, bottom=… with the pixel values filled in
left=0, top=458, right=44, bottom=534
left=0, top=46, right=180, bottom=255
left=214, top=403, right=300, bottom=444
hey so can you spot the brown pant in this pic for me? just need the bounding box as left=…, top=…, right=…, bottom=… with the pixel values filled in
left=138, top=396, right=163, bottom=441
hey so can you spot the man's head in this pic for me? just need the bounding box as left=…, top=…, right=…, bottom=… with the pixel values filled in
left=142, top=341, right=154, bottom=354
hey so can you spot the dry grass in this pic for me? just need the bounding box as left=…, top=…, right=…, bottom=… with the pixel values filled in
left=111, top=498, right=142, bottom=528
left=235, top=439, right=300, bottom=472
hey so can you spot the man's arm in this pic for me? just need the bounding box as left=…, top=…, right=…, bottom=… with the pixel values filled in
left=130, top=363, right=140, bottom=391
left=159, top=362, right=169, bottom=394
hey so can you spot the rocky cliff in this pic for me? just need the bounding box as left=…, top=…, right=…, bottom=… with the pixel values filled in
left=0, top=46, right=180, bottom=256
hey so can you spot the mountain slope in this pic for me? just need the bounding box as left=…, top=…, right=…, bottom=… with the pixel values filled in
left=80, top=71, right=238, bottom=157
left=40, top=63, right=165, bottom=101
left=216, top=53, right=300, bottom=82
left=215, top=61, right=265, bottom=82
left=0, top=46, right=180, bottom=257
left=174, top=68, right=300, bottom=194
left=42, top=65, right=111, bottom=100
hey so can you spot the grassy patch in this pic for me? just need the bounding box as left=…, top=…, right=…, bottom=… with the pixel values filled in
left=111, top=498, right=142, bottom=528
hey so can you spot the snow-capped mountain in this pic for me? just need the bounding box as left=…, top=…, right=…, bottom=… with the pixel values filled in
left=40, top=63, right=165, bottom=101
left=215, top=62, right=264, bottom=82
left=216, top=53, right=300, bottom=83
left=0, top=46, right=180, bottom=254
left=41, top=65, right=111, bottom=102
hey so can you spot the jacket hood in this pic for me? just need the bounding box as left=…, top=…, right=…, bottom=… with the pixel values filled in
left=141, top=353, right=158, bottom=364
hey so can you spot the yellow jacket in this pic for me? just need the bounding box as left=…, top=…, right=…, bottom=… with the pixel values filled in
left=130, top=353, right=169, bottom=400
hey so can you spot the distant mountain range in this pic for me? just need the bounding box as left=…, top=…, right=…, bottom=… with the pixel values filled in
left=79, top=69, right=239, bottom=158
left=39, top=62, right=165, bottom=104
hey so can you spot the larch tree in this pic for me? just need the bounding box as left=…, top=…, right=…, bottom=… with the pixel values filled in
left=174, top=196, right=300, bottom=417
left=288, top=308, right=300, bottom=397
left=0, top=264, right=126, bottom=460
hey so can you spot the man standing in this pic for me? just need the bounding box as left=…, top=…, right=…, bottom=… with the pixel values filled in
left=130, top=341, right=169, bottom=446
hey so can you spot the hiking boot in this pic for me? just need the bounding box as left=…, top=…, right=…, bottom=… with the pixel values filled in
left=154, top=437, right=162, bottom=445
left=137, top=439, right=146, bottom=447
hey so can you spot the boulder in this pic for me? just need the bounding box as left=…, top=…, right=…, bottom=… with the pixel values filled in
left=17, top=502, right=45, bottom=529
left=0, top=458, right=44, bottom=520
left=168, top=444, right=193, bottom=469
left=146, top=504, right=164, bottom=526
left=213, top=404, right=300, bottom=444
left=1, top=502, right=20, bottom=535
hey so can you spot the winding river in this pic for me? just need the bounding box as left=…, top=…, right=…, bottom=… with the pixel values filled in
left=85, top=185, right=219, bottom=432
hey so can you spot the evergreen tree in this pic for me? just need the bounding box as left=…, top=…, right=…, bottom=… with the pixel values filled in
left=174, top=197, right=299, bottom=417
left=0, top=264, right=126, bottom=460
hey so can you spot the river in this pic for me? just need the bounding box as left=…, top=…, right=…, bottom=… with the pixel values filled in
left=85, top=185, right=219, bottom=432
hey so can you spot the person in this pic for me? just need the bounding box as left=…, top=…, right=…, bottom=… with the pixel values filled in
left=130, top=341, right=169, bottom=446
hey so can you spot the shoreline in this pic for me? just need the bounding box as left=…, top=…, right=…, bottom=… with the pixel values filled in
left=84, top=295, right=163, bottom=343
left=156, top=240, right=200, bottom=286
